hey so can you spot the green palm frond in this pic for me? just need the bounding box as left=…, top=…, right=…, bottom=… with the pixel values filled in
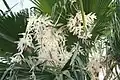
left=30, top=0, right=57, bottom=15
left=0, top=9, right=28, bottom=56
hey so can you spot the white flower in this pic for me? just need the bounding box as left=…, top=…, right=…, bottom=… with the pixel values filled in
left=13, top=15, right=72, bottom=68
left=35, top=26, right=71, bottom=67
left=86, top=13, right=97, bottom=26
left=87, top=52, right=102, bottom=80
left=69, top=0, right=76, bottom=4
left=10, top=54, right=22, bottom=63
left=0, top=57, right=9, bottom=64
left=87, top=39, right=107, bottom=80
left=28, top=15, right=72, bottom=67
left=67, top=11, right=96, bottom=39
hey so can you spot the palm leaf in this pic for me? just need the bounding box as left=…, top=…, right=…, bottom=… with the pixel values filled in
left=0, top=9, right=28, bottom=56
left=30, top=0, right=57, bottom=15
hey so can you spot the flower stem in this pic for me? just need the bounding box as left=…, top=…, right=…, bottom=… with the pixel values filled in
left=79, top=0, right=86, bottom=30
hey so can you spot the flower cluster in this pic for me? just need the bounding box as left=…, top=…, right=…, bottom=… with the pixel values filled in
left=67, top=11, right=96, bottom=39
left=87, top=39, right=106, bottom=80
left=11, top=15, right=72, bottom=68
left=87, top=55, right=103, bottom=80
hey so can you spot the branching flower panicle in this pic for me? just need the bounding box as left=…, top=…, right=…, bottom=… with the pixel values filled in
left=87, top=39, right=106, bottom=80
left=67, top=11, right=96, bottom=39
left=12, top=15, right=72, bottom=68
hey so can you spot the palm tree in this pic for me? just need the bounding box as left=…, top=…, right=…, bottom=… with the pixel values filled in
left=0, top=0, right=120, bottom=80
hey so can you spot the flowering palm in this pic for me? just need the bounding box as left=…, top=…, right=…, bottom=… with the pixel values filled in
left=0, top=0, right=120, bottom=80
